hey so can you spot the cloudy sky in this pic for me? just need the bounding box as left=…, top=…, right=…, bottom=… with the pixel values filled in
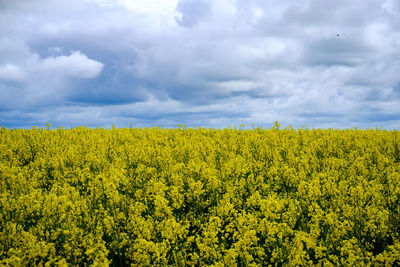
left=0, top=0, right=399, bottom=129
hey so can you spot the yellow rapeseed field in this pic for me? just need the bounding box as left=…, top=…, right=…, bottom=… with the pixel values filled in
left=1, top=124, right=400, bottom=266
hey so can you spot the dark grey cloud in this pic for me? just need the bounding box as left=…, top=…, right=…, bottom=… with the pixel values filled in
left=66, top=69, right=150, bottom=105
left=0, top=0, right=399, bottom=129
left=303, top=38, right=372, bottom=67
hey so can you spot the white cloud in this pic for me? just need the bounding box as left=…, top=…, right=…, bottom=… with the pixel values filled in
left=117, top=0, right=179, bottom=23
left=211, top=80, right=260, bottom=92
left=37, top=51, right=104, bottom=78
left=0, top=49, right=104, bottom=110
left=382, top=0, right=400, bottom=15
left=0, top=50, right=103, bottom=81
left=0, top=64, right=25, bottom=81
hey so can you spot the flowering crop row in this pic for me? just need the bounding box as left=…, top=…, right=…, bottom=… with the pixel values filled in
left=1, top=125, right=400, bottom=266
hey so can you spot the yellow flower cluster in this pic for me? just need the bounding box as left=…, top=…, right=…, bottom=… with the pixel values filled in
left=1, top=125, right=400, bottom=266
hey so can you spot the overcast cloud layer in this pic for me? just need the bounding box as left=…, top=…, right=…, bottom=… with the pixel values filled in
left=0, top=0, right=399, bottom=129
